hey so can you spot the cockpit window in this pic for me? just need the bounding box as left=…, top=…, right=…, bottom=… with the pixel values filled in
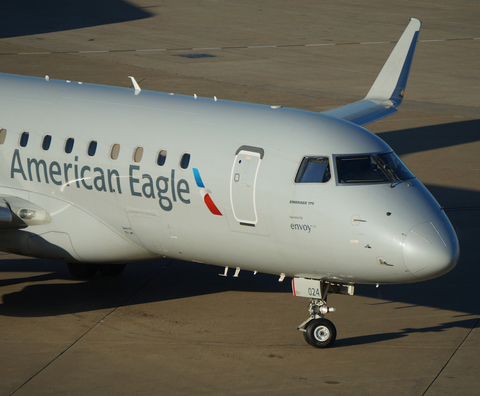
left=336, top=152, right=414, bottom=184
left=295, top=157, right=331, bottom=183
left=336, top=155, right=388, bottom=183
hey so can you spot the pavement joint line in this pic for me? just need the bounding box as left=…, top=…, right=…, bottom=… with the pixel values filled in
left=8, top=259, right=175, bottom=396
left=192, top=47, right=222, bottom=50
left=360, top=41, right=393, bottom=45
left=421, top=317, right=480, bottom=396
left=419, top=39, right=448, bottom=42
left=135, top=48, right=167, bottom=52
left=248, top=45, right=278, bottom=48
left=17, top=52, right=52, bottom=55
left=1, top=37, right=477, bottom=57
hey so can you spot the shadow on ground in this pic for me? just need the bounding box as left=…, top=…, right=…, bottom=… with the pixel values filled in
left=379, top=119, right=480, bottom=157
left=335, top=317, right=480, bottom=348
left=1, top=0, right=153, bottom=39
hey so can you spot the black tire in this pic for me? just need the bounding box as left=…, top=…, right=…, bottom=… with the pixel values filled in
left=67, top=263, right=97, bottom=279
left=98, top=264, right=126, bottom=276
left=303, top=330, right=311, bottom=345
left=304, top=318, right=337, bottom=348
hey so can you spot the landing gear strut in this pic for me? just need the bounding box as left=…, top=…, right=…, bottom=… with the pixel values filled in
left=293, top=278, right=354, bottom=348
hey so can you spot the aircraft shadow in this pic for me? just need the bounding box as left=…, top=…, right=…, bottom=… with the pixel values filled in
left=334, top=318, right=480, bottom=348
left=0, top=258, right=293, bottom=318
left=0, top=0, right=153, bottom=39
left=378, top=119, right=480, bottom=157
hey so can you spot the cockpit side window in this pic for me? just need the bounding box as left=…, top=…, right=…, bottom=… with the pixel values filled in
left=295, top=157, right=331, bottom=183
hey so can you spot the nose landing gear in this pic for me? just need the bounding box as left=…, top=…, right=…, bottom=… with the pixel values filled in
left=298, top=296, right=337, bottom=348
left=293, top=278, right=354, bottom=348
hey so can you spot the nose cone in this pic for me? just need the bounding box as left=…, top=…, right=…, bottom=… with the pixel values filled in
left=403, top=220, right=459, bottom=280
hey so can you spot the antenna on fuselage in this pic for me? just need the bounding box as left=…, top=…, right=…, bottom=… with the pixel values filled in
left=128, top=76, right=141, bottom=95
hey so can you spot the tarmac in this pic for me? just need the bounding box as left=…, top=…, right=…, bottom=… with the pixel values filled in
left=0, top=1, right=479, bottom=395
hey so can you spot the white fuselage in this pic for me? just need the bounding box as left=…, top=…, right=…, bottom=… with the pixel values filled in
left=0, top=73, right=459, bottom=284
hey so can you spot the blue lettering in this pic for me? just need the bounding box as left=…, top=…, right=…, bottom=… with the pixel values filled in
left=156, top=176, right=172, bottom=211
left=80, top=165, right=92, bottom=190
left=142, top=174, right=155, bottom=198
left=74, top=157, right=80, bottom=188
left=129, top=165, right=142, bottom=197
left=171, top=169, right=176, bottom=202
left=108, top=169, right=122, bottom=194
left=9, top=150, right=192, bottom=212
left=177, top=179, right=190, bottom=204
left=93, top=167, right=106, bottom=192
left=10, top=149, right=27, bottom=180
left=27, top=158, right=49, bottom=183
left=49, top=161, right=62, bottom=186
left=64, top=162, right=72, bottom=187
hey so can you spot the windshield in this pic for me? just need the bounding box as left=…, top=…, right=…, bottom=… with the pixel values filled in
left=336, top=152, right=414, bottom=184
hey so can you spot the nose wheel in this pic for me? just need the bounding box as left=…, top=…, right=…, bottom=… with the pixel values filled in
left=303, top=318, right=336, bottom=348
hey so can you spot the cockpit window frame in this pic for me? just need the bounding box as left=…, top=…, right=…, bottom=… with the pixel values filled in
left=334, top=151, right=415, bottom=186
left=294, top=156, right=332, bottom=184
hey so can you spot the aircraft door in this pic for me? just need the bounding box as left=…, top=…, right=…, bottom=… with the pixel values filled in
left=230, top=145, right=264, bottom=226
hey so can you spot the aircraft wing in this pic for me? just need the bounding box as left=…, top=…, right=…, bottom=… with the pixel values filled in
left=323, top=18, right=421, bottom=126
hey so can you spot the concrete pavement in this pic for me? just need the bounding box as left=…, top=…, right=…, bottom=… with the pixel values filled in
left=0, top=1, right=479, bottom=395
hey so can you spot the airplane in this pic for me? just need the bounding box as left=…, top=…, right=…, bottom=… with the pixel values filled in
left=0, top=18, right=459, bottom=348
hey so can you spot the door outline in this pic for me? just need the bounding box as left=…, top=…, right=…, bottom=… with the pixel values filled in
left=230, top=145, right=264, bottom=226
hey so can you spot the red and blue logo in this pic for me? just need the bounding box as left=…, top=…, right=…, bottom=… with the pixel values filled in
left=193, top=168, right=222, bottom=216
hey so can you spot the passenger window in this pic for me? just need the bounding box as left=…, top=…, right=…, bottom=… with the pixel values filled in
left=87, top=140, right=97, bottom=157
left=19, top=132, right=29, bottom=147
left=295, top=157, right=331, bottom=183
left=180, top=153, right=190, bottom=169
left=110, top=143, right=120, bottom=160
left=0, top=128, right=6, bottom=144
left=65, top=138, right=75, bottom=153
left=42, top=135, right=52, bottom=151
left=157, top=150, right=167, bottom=166
left=133, top=146, right=143, bottom=163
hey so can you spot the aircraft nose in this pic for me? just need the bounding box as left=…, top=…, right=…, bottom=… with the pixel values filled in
left=403, top=220, right=459, bottom=280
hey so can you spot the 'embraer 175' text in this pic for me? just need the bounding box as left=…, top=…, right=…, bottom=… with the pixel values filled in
left=10, top=149, right=190, bottom=211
